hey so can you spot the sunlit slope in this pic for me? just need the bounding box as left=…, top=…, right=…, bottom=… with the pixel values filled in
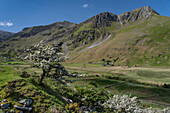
left=68, top=15, right=170, bottom=66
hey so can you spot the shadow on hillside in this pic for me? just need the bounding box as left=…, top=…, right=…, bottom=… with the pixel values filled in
left=30, top=78, right=66, bottom=104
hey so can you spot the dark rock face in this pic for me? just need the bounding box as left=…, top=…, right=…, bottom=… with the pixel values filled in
left=0, top=30, right=14, bottom=42
left=91, top=12, right=118, bottom=28
left=118, top=6, right=159, bottom=24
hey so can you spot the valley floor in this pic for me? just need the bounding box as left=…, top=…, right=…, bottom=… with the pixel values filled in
left=63, top=63, right=170, bottom=107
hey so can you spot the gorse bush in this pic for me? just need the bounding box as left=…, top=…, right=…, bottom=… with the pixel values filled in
left=65, top=102, right=80, bottom=113
left=75, top=85, right=109, bottom=107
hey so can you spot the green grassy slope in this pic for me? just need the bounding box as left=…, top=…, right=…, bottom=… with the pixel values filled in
left=68, top=15, right=170, bottom=66
left=0, top=65, right=66, bottom=112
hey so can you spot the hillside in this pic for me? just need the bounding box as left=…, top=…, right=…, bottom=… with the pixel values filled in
left=0, top=30, right=14, bottom=42
left=0, top=6, right=169, bottom=66
left=69, top=14, right=170, bottom=67
left=0, top=21, right=76, bottom=53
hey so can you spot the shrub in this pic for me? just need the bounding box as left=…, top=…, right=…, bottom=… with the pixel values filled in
left=65, top=102, right=80, bottom=113
left=102, top=95, right=170, bottom=113
left=20, top=71, right=30, bottom=78
left=162, top=83, right=170, bottom=88
left=88, top=81, right=98, bottom=87
left=101, top=59, right=105, bottom=62
left=75, top=85, right=109, bottom=107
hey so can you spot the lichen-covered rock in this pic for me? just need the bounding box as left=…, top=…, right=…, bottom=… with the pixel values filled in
left=14, top=105, right=32, bottom=111
left=19, top=99, right=32, bottom=107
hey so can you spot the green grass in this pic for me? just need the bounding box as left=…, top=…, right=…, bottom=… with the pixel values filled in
left=0, top=61, right=28, bottom=65
left=119, top=24, right=140, bottom=33
left=0, top=65, right=21, bottom=87
left=122, top=70, right=170, bottom=85
left=65, top=64, right=170, bottom=85
left=68, top=77, right=120, bottom=87
left=63, top=62, right=103, bottom=67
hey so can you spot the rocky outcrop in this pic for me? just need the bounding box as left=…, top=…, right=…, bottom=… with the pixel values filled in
left=90, top=12, right=118, bottom=28
left=19, top=99, right=32, bottom=107
left=14, top=105, right=32, bottom=111
left=118, top=6, right=159, bottom=24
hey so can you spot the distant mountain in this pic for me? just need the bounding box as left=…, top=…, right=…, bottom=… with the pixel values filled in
left=0, top=6, right=169, bottom=66
left=13, top=21, right=76, bottom=38
left=0, top=30, right=14, bottom=42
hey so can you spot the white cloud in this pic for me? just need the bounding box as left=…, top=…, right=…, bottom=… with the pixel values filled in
left=0, top=21, right=13, bottom=27
left=82, top=4, right=88, bottom=8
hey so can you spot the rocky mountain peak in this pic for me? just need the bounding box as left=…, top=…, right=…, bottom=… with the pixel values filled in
left=90, top=12, right=118, bottom=28
left=135, top=6, right=159, bottom=15
left=118, top=6, right=159, bottom=24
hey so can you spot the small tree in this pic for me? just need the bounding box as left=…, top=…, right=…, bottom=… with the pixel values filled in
left=25, top=43, right=67, bottom=85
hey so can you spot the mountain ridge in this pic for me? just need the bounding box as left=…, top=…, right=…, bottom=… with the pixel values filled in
left=13, top=21, right=76, bottom=38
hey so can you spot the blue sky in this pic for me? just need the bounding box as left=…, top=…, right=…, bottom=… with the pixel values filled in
left=0, top=0, right=169, bottom=33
